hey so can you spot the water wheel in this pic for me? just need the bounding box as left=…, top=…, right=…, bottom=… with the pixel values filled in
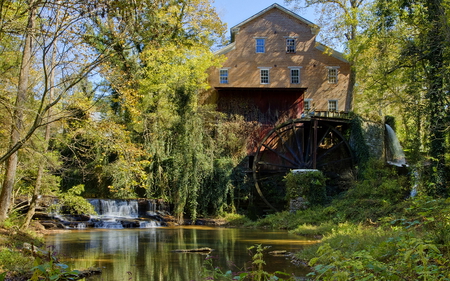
left=252, top=118, right=354, bottom=211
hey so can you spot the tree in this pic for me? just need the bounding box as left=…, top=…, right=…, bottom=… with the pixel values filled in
left=356, top=0, right=450, bottom=194
left=0, top=0, right=115, bottom=222
left=285, top=0, right=370, bottom=111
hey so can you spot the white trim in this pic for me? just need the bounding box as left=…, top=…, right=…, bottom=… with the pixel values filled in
left=328, top=100, right=338, bottom=111
left=260, top=68, right=270, bottom=84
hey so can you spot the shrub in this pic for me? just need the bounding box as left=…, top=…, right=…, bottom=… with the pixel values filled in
left=284, top=170, right=327, bottom=206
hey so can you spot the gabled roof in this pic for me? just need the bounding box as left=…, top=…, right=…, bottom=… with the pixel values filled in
left=230, top=3, right=320, bottom=42
left=315, top=43, right=348, bottom=63
left=214, top=3, right=348, bottom=63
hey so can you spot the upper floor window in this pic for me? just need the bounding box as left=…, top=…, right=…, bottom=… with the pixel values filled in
left=219, top=69, right=229, bottom=84
left=328, top=100, right=338, bottom=111
left=286, top=38, right=296, bottom=53
left=327, top=66, right=339, bottom=83
left=255, top=38, right=265, bottom=53
left=259, top=67, right=270, bottom=84
left=289, top=66, right=302, bottom=84
left=304, top=99, right=312, bottom=111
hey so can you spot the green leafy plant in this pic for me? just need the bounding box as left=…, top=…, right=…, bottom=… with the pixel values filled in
left=50, top=185, right=96, bottom=215
left=30, top=247, right=80, bottom=281
left=284, top=170, right=327, bottom=206
left=201, top=244, right=295, bottom=280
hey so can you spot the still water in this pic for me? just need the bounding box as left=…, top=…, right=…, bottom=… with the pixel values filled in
left=45, top=226, right=315, bottom=281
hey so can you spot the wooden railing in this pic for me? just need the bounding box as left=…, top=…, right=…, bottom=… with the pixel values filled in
left=302, top=111, right=351, bottom=119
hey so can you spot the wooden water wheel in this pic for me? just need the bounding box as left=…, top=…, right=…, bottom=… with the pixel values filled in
left=252, top=118, right=354, bottom=211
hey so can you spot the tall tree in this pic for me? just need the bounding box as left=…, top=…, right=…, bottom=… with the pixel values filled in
left=0, top=0, right=36, bottom=221
left=0, top=0, right=114, bottom=221
left=285, top=0, right=369, bottom=111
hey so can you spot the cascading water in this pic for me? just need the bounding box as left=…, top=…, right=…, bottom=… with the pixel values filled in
left=87, top=199, right=164, bottom=229
left=48, top=199, right=169, bottom=229
left=385, top=124, right=407, bottom=167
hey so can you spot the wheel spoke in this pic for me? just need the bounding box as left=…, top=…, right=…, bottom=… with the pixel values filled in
left=256, top=160, right=298, bottom=169
left=316, top=140, right=345, bottom=162
left=292, top=122, right=305, bottom=164
left=273, top=127, right=302, bottom=165
left=261, top=143, right=298, bottom=166
left=318, top=126, right=332, bottom=145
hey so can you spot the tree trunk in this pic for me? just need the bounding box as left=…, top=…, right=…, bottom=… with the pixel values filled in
left=424, top=0, right=447, bottom=196
left=0, top=2, right=35, bottom=222
left=21, top=1, right=59, bottom=229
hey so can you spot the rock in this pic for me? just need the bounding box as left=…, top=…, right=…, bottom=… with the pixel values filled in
left=290, top=197, right=308, bottom=212
left=269, top=250, right=288, bottom=256
left=172, top=247, right=213, bottom=253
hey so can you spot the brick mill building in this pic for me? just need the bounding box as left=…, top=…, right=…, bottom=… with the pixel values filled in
left=208, top=3, right=351, bottom=117
left=206, top=3, right=354, bottom=189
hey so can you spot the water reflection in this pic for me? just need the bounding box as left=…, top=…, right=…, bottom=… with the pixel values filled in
left=46, top=226, right=314, bottom=281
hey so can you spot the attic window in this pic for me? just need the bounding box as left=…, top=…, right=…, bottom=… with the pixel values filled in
left=326, top=66, right=339, bottom=83
left=255, top=38, right=265, bottom=53
left=286, top=38, right=296, bottom=53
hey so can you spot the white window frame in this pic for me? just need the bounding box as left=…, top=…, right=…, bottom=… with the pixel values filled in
left=219, top=68, right=229, bottom=84
left=255, top=38, right=266, bottom=53
left=304, top=99, right=312, bottom=111
left=288, top=66, right=302, bottom=84
left=258, top=67, right=271, bottom=84
left=286, top=38, right=296, bottom=53
left=328, top=100, right=338, bottom=111
left=326, top=66, right=339, bottom=84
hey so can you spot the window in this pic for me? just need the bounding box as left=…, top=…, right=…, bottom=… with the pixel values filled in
left=328, top=100, right=338, bottom=111
left=260, top=69, right=269, bottom=84
left=255, top=38, right=265, bottom=53
left=304, top=99, right=312, bottom=111
left=327, top=67, right=339, bottom=83
left=289, top=67, right=301, bottom=84
left=286, top=38, right=296, bottom=53
left=219, top=69, right=228, bottom=84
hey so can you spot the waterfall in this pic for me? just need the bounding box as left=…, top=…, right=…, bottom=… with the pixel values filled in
left=85, top=199, right=166, bottom=229
left=48, top=198, right=169, bottom=229
left=88, top=199, right=138, bottom=218
left=385, top=124, right=407, bottom=167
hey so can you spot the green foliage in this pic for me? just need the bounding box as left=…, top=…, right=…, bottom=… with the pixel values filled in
left=52, top=185, right=96, bottom=215
left=284, top=171, right=327, bottom=206
left=0, top=248, right=34, bottom=276
left=349, top=116, right=371, bottom=167
left=252, top=209, right=330, bottom=230
left=347, top=159, right=409, bottom=202
left=30, top=249, right=79, bottom=281
left=201, top=244, right=295, bottom=281
left=221, top=213, right=253, bottom=227
left=290, top=222, right=335, bottom=237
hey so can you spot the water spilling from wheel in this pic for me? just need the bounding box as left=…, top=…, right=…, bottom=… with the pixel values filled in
left=385, top=124, right=407, bottom=167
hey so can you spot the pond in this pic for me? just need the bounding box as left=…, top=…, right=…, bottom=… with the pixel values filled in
left=45, top=226, right=316, bottom=281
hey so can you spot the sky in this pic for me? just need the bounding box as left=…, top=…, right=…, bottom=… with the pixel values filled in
left=211, top=0, right=317, bottom=32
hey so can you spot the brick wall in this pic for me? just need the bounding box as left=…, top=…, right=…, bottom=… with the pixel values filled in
left=207, top=7, right=350, bottom=112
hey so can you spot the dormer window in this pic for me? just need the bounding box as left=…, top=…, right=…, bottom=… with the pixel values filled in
left=286, top=38, right=296, bottom=53
left=255, top=38, right=266, bottom=53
